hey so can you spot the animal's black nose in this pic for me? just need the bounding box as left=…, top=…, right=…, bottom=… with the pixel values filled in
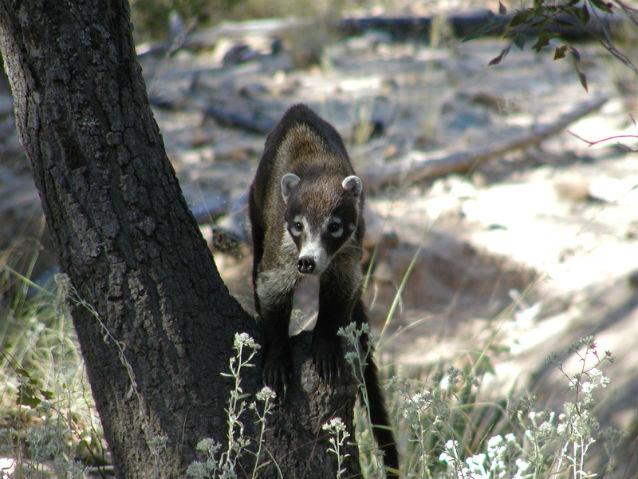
left=297, top=257, right=315, bottom=274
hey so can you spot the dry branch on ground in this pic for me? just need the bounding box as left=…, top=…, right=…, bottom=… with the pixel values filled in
left=362, top=96, right=608, bottom=191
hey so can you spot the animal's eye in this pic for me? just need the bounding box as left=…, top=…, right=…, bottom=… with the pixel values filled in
left=328, top=221, right=343, bottom=237
left=294, top=222, right=303, bottom=232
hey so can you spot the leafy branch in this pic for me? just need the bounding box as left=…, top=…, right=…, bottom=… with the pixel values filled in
left=466, top=0, right=638, bottom=89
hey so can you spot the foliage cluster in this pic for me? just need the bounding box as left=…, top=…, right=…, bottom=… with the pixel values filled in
left=465, top=0, right=638, bottom=88
left=182, top=329, right=620, bottom=479
left=0, top=233, right=625, bottom=478
left=0, top=248, right=106, bottom=478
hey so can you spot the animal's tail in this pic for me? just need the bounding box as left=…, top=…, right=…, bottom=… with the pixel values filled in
left=364, top=352, right=399, bottom=478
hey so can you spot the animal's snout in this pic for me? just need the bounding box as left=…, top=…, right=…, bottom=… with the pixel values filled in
left=297, top=257, right=315, bottom=274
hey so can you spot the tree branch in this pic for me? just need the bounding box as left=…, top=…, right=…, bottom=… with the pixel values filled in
left=362, top=96, right=608, bottom=191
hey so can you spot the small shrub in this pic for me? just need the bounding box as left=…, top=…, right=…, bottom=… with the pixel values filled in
left=0, top=258, right=105, bottom=477
left=186, top=332, right=275, bottom=479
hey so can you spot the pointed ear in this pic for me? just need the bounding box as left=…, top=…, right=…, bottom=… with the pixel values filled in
left=342, top=175, right=362, bottom=198
left=281, top=173, right=301, bottom=203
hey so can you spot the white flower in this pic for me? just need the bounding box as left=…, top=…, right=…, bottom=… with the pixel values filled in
left=487, top=435, right=503, bottom=449
left=196, top=438, right=218, bottom=452
left=256, top=386, right=276, bottom=401
left=538, top=420, right=555, bottom=437
left=514, top=457, right=530, bottom=477
left=439, top=439, right=461, bottom=466
left=465, top=453, right=487, bottom=476
left=322, top=417, right=347, bottom=433
left=440, top=375, right=451, bottom=390
left=487, top=434, right=507, bottom=463
left=439, top=450, right=454, bottom=466
left=233, top=332, right=259, bottom=349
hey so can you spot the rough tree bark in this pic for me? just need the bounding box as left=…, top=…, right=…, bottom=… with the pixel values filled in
left=0, top=1, right=360, bottom=478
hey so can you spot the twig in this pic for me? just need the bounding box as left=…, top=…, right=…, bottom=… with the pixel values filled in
left=591, top=3, right=638, bottom=76
left=614, top=0, right=638, bottom=27
left=567, top=130, right=638, bottom=152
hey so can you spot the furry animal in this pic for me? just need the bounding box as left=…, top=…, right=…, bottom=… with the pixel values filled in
left=249, top=104, right=398, bottom=477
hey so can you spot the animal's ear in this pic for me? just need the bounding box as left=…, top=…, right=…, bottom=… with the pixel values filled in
left=342, top=175, right=362, bottom=198
left=281, top=173, right=301, bottom=203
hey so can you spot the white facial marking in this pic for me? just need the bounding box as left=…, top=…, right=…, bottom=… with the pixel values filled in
left=289, top=216, right=327, bottom=274
left=298, top=230, right=328, bottom=274
left=290, top=215, right=304, bottom=237
left=325, top=216, right=344, bottom=238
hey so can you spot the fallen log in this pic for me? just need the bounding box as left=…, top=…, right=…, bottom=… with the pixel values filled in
left=202, top=103, right=275, bottom=133
left=338, top=10, right=631, bottom=42
left=137, top=10, right=634, bottom=57
left=362, top=96, right=608, bottom=191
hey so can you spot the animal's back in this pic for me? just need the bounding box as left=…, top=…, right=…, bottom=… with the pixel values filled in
left=251, top=105, right=354, bottom=213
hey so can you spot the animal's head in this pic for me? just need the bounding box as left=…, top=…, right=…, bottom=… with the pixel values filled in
left=281, top=172, right=362, bottom=275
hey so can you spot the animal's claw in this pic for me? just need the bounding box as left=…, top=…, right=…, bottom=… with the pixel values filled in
left=262, top=348, right=292, bottom=400
left=312, top=336, right=342, bottom=383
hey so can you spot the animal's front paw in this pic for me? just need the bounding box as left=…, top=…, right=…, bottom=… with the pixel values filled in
left=262, top=346, right=292, bottom=398
left=311, top=335, right=342, bottom=383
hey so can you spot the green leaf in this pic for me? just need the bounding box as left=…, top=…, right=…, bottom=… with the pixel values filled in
left=577, top=71, right=589, bottom=91
left=569, top=46, right=581, bottom=62
left=42, top=389, right=54, bottom=400
left=575, top=4, right=590, bottom=23
left=498, top=1, right=507, bottom=15
left=532, top=30, right=558, bottom=52
left=554, top=45, right=568, bottom=59
left=463, top=13, right=510, bottom=42
left=512, top=32, right=526, bottom=50
left=489, top=46, right=511, bottom=66
left=510, top=9, right=534, bottom=27
left=569, top=47, right=589, bottom=91
left=530, top=11, right=553, bottom=29
left=16, top=367, right=32, bottom=379
left=589, top=0, right=613, bottom=13
left=17, top=383, right=41, bottom=408
left=554, top=17, right=577, bottom=27
left=490, top=344, right=511, bottom=354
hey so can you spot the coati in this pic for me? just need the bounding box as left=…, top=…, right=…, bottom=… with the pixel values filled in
left=249, top=104, right=399, bottom=477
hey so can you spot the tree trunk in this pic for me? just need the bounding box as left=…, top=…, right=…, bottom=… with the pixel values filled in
left=0, top=1, right=359, bottom=478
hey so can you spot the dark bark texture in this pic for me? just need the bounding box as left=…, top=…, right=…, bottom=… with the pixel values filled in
left=0, top=1, right=359, bottom=478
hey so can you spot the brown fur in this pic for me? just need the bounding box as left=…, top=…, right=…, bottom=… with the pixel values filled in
left=249, top=104, right=399, bottom=477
